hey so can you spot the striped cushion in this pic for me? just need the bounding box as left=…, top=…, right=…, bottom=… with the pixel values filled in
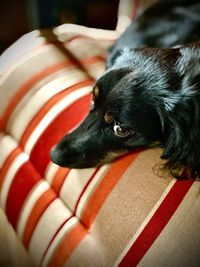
left=1, top=24, right=200, bottom=267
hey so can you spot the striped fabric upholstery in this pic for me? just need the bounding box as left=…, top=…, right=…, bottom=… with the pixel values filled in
left=1, top=3, right=200, bottom=267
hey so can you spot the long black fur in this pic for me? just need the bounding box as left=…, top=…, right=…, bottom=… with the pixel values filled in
left=51, top=0, right=200, bottom=179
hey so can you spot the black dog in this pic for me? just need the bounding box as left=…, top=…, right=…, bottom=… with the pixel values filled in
left=51, top=0, right=200, bottom=178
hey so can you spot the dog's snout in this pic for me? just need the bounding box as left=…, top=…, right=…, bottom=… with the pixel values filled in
left=50, top=146, right=65, bottom=166
left=50, top=110, right=109, bottom=168
left=86, top=115, right=98, bottom=130
left=50, top=140, right=91, bottom=168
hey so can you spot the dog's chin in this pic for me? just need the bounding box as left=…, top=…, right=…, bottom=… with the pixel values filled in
left=50, top=145, right=127, bottom=169
left=50, top=147, right=95, bottom=169
left=50, top=146, right=100, bottom=169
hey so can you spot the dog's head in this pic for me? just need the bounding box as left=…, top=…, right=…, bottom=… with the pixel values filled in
left=51, top=45, right=200, bottom=174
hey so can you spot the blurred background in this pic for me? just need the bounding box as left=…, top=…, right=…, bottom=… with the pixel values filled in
left=0, top=0, right=119, bottom=54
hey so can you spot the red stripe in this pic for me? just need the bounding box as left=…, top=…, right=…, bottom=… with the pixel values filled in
left=47, top=222, right=87, bottom=267
left=39, top=215, right=74, bottom=266
left=64, top=34, right=116, bottom=44
left=40, top=168, right=99, bottom=265
left=0, top=147, right=22, bottom=193
left=1, top=35, right=109, bottom=80
left=30, top=93, right=91, bottom=176
left=0, top=117, right=2, bottom=131
left=43, top=151, right=142, bottom=266
left=132, top=0, right=140, bottom=18
left=119, top=179, right=194, bottom=267
left=82, top=55, right=106, bottom=65
left=1, top=54, right=105, bottom=131
left=23, top=188, right=57, bottom=248
left=52, top=167, right=71, bottom=194
left=74, top=167, right=100, bottom=214
left=19, top=79, right=92, bottom=148
left=1, top=61, right=73, bottom=129
left=80, top=150, right=142, bottom=228
left=6, top=161, right=41, bottom=229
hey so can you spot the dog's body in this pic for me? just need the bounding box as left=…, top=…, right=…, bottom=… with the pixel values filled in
left=51, top=0, right=200, bottom=178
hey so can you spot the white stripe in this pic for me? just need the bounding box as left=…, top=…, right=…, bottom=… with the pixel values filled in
left=8, top=71, right=88, bottom=141
left=8, top=69, right=72, bottom=118
left=114, top=179, right=176, bottom=267
left=44, top=162, right=60, bottom=184
left=0, top=135, right=18, bottom=168
left=29, top=198, right=72, bottom=266
left=17, top=180, right=50, bottom=238
left=24, top=86, right=91, bottom=154
left=76, top=165, right=110, bottom=219
left=0, top=153, right=29, bottom=210
left=0, top=43, right=68, bottom=86
left=0, top=45, right=72, bottom=117
left=59, top=168, right=96, bottom=211
left=40, top=216, right=78, bottom=267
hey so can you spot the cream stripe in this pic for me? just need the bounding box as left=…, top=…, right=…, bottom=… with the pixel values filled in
left=114, top=179, right=176, bottom=267
left=29, top=198, right=72, bottom=266
left=54, top=24, right=119, bottom=41
left=16, top=180, right=50, bottom=238
left=0, top=135, right=18, bottom=168
left=0, top=30, right=45, bottom=77
left=67, top=42, right=107, bottom=63
left=44, top=163, right=60, bottom=184
left=59, top=168, right=96, bottom=211
left=41, top=216, right=78, bottom=267
left=24, top=86, right=92, bottom=154
left=5, top=69, right=69, bottom=130
left=0, top=153, right=29, bottom=210
left=0, top=45, right=71, bottom=117
left=85, top=61, right=105, bottom=80
left=68, top=38, right=108, bottom=51
left=76, top=165, right=110, bottom=219
left=0, top=44, right=67, bottom=86
left=138, top=182, right=200, bottom=267
left=117, top=0, right=133, bottom=33
left=8, top=70, right=87, bottom=140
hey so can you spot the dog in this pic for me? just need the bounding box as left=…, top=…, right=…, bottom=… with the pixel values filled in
left=51, top=0, right=200, bottom=179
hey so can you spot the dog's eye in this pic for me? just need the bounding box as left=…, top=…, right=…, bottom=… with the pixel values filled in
left=113, top=124, right=132, bottom=138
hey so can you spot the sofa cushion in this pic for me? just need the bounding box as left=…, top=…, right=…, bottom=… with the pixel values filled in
left=0, top=24, right=200, bottom=267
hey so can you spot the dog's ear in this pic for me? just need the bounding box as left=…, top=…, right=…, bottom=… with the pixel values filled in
left=160, top=93, right=200, bottom=179
left=161, top=103, right=200, bottom=179
left=106, top=49, right=123, bottom=69
left=149, top=46, right=200, bottom=113
left=106, top=48, right=135, bottom=69
left=176, top=45, right=200, bottom=91
left=160, top=45, right=200, bottom=178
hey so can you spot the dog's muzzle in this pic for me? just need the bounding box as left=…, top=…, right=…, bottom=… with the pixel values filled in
left=50, top=145, right=66, bottom=167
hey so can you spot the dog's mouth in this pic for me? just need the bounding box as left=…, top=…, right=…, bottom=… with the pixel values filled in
left=50, top=143, right=127, bottom=169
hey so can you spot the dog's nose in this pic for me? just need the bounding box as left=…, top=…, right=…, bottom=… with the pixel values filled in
left=50, top=146, right=64, bottom=166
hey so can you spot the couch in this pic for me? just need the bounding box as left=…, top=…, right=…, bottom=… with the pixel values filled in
left=1, top=0, right=200, bottom=266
